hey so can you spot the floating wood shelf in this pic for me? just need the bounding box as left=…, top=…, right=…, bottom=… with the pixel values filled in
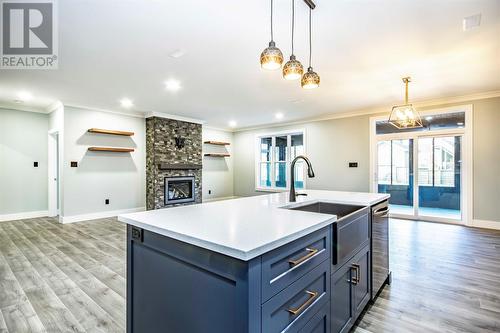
left=158, top=163, right=202, bottom=170
left=88, top=128, right=134, bottom=136
left=88, top=147, right=134, bottom=152
left=204, top=153, right=230, bottom=157
left=204, top=141, right=230, bottom=146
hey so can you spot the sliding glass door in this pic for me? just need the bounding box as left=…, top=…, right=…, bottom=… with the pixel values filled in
left=372, top=110, right=467, bottom=223
left=377, top=139, right=414, bottom=215
left=417, top=136, right=462, bottom=220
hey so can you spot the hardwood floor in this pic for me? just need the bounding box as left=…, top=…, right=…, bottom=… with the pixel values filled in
left=0, top=217, right=499, bottom=332
left=353, top=219, right=500, bottom=333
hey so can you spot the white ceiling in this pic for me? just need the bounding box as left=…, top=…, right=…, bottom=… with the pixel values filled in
left=0, top=0, right=499, bottom=129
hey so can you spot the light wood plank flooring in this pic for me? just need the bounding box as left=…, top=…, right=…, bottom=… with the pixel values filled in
left=0, top=217, right=499, bottom=332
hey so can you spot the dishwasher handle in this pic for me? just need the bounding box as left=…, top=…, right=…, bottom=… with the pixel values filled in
left=373, top=206, right=389, bottom=217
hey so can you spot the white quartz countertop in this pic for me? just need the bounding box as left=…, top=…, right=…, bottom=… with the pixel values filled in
left=118, top=190, right=389, bottom=261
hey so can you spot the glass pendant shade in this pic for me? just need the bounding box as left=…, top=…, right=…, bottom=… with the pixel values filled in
left=388, top=77, right=423, bottom=129
left=260, top=41, right=284, bottom=70
left=283, top=55, right=303, bottom=80
left=301, top=67, right=320, bottom=89
left=388, top=104, right=423, bottom=129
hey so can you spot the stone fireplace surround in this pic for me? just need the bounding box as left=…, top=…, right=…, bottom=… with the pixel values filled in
left=146, top=116, right=202, bottom=210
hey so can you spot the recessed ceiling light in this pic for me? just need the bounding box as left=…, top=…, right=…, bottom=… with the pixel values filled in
left=169, top=49, right=186, bottom=59
left=425, top=116, right=433, bottom=121
left=228, top=120, right=237, bottom=128
left=165, top=79, right=181, bottom=92
left=17, top=91, right=33, bottom=102
left=120, top=98, right=134, bottom=108
left=275, top=112, right=284, bottom=120
left=463, top=14, right=481, bottom=31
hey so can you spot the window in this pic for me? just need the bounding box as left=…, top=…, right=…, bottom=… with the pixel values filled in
left=377, top=139, right=410, bottom=185
left=256, top=131, right=305, bottom=190
left=418, top=137, right=456, bottom=187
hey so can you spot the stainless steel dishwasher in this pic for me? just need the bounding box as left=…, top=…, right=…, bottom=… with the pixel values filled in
left=371, top=200, right=391, bottom=300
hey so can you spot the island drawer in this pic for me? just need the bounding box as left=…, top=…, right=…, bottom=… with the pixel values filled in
left=262, top=260, right=330, bottom=333
left=299, top=301, right=330, bottom=333
left=332, top=207, right=369, bottom=272
left=262, top=226, right=331, bottom=301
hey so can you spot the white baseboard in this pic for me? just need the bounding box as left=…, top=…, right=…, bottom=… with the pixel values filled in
left=203, top=196, right=238, bottom=203
left=60, top=207, right=146, bottom=224
left=0, top=210, right=49, bottom=222
left=472, top=219, right=500, bottom=230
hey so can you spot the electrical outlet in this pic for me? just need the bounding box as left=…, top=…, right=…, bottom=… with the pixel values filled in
left=71, top=161, right=78, bottom=167
left=33, top=162, right=38, bottom=167
left=349, top=162, right=358, bottom=168
left=105, top=199, right=110, bottom=205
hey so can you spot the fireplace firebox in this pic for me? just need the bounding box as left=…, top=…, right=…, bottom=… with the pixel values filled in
left=164, top=176, right=195, bottom=205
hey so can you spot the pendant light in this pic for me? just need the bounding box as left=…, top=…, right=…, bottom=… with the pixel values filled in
left=388, top=77, right=423, bottom=129
left=301, top=8, right=320, bottom=89
left=282, top=0, right=303, bottom=80
left=260, top=0, right=284, bottom=70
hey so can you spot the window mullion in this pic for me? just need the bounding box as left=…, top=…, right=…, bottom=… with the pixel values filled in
left=271, top=136, right=276, bottom=188
left=287, top=135, right=291, bottom=189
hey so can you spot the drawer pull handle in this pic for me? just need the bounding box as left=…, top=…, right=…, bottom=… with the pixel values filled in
left=289, top=248, right=318, bottom=267
left=287, top=290, right=318, bottom=316
left=351, top=263, right=360, bottom=285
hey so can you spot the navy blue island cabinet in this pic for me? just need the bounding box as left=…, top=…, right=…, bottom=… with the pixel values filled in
left=126, top=206, right=378, bottom=333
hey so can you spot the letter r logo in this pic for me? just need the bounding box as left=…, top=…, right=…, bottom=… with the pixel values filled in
left=2, top=2, right=53, bottom=54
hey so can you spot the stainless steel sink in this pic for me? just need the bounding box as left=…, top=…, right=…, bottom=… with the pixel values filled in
left=287, top=202, right=366, bottom=219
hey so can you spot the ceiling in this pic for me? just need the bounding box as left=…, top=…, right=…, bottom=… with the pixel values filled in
left=0, top=0, right=499, bottom=129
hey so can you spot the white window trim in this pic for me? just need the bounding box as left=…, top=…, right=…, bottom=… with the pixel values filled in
left=254, top=129, right=306, bottom=192
left=369, top=105, right=473, bottom=226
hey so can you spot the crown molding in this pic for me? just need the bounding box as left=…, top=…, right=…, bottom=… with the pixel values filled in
left=233, top=90, right=500, bottom=133
left=64, top=103, right=146, bottom=118
left=145, top=111, right=205, bottom=124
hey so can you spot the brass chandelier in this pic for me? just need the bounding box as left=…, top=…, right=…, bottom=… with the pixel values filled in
left=388, top=77, right=423, bottom=129
left=260, top=0, right=319, bottom=89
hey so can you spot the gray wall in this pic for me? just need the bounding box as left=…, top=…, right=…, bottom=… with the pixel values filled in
left=233, top=115, right=371, bottom=197
left=471, top=98, right=500, bottom=222
left=62, top=106, right=146, bottom=217
left=202, top=127, right=234, bottom=200
left=0, top=109, right=48, bottom=215
left=233, top=97, right=500, bottom=223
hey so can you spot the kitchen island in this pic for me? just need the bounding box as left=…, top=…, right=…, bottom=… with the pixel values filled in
left=119, top=190, right=390, bottom=333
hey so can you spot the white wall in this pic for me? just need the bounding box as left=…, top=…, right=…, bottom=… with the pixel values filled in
left=62, top=106, right=146, bottom=221
left=0, top=108, right=49, bottom=218
left=233, top=115, right=370, bottom=197
left=202, top=127, right=234, bottom=200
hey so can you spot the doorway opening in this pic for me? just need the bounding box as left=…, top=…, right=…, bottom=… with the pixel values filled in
left=370, top=106, right=473, bottom=225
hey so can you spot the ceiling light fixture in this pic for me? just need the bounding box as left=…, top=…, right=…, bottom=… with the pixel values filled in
left=17, top=91, right=33, bottom=102
left=165, top=79, right=181, bottom=92
left=169, top=49, right=186, bottom=58
left=120, top=98, right=134, bottom=108
left=228, top=120, right=237, bottom=128
left=282, top=0, right=303, bottom=80
left=301, top=8, right=320, bottom=89
left=260, top=0, right=283, bottom=70
left=388, top=77, right=423, bottom=129
left=275, top=112, right=284, bottom=120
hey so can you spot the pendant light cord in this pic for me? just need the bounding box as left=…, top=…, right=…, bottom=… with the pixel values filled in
left=291, top=0, right=295, bottom=55
left=308, top=8, right=312, bottom=67
left=271, top=0, right=274, bottom=41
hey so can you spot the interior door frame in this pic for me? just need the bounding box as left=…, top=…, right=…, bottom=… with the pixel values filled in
left=48, top=129, right=60, bottom=217
left=369, top=105, right=473, bottom=226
